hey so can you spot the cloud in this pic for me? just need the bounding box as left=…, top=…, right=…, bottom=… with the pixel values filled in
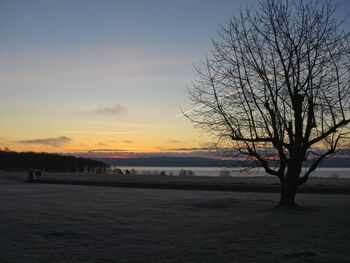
left=168, top=147, right=215, bottom=151
left=0, top=45, right=196, bottom=90
left=176, top=105, right=205, bottom=118
left=121, top=140, right=134, bottom=144
left=96, top=131, right=136, bottom=135
left=93, top=104, right=127, bottom=116
left=17, top=136, right=72, bottom=147
left=167, top=139, right=182, bottom=144
left=87, top=149, right=128, bottom=152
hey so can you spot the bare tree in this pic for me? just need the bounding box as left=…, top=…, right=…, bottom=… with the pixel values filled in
left=187, top=0, right=350, bottom=206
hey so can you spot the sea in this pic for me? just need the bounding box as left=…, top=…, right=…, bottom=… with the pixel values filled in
left=111, top=166, right=350, bottom=179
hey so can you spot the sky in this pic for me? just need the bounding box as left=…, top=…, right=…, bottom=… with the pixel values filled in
left=1, top=0, right=349, bottom=158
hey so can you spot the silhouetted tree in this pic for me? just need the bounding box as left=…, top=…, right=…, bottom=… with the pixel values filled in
left=187, top=0, right=350, bottom=206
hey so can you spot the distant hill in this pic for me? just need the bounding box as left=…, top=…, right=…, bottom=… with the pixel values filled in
left=98, top=156, right=350, bottom=168
left=316, top=157, right=350, bottom=167
left=0, top=150, right=106, bottom=172
left=99, top=157, right=258, bottom=167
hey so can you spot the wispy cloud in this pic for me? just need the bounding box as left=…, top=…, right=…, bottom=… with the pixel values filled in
left=96, top=131, right=136, bottom=135
left=97, top=140, right=133, bottom=145
left=0, top=45, right=196, bottom=90
left=168, top=147, right=215, bottom=151
left=122, top=140, right=134, bottom=144
left=86, top=149, right=128, bottom=152
left=92, top=104, right=128, bottom=117
left=167, top=139, right=183, bottom=144
left=56, top=130, right=136, bottom=135
left=175, top=105, right=204, bottom=118
left=17, top=136, right=72, bottom=147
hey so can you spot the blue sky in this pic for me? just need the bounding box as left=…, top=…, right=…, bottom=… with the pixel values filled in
left=0, top=0, right=349, bottom=156
left=0, top=0, right=257, bottom=48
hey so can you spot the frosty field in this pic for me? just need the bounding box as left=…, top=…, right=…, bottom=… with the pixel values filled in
left=0, top=173, right=349, bottom=263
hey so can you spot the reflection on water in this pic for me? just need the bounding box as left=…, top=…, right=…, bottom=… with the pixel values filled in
left=111, top=166, right=350, bottom=178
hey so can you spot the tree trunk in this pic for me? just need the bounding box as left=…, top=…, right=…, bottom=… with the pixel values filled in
left=279, top=160, right=302, bottom=207
left=279, top=179, right=298, bottom=207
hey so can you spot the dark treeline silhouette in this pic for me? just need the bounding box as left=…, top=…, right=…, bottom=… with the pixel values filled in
left=0, top=150, right=106, bottom=172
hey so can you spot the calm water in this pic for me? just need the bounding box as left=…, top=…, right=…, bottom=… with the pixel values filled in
left=111, top=166, right=350, bottom=179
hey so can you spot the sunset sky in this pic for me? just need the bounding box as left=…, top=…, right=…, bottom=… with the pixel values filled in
left=1, top=0, right=349, bottom=158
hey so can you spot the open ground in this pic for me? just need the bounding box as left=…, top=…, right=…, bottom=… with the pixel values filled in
left=0, top=172, right=349, bottom=263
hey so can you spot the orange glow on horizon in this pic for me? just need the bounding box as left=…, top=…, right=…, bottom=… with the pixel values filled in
left=77, top=155, right=135, bottom=159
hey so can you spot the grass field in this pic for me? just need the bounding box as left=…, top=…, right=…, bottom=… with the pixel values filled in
left=0, top=172, right=349, bottom=262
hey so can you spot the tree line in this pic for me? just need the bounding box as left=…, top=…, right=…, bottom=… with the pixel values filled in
left=0, top=149, right=106, bottom=172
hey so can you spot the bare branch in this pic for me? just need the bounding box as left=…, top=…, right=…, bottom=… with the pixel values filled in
left=186, top=0, right=350, bottom=205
